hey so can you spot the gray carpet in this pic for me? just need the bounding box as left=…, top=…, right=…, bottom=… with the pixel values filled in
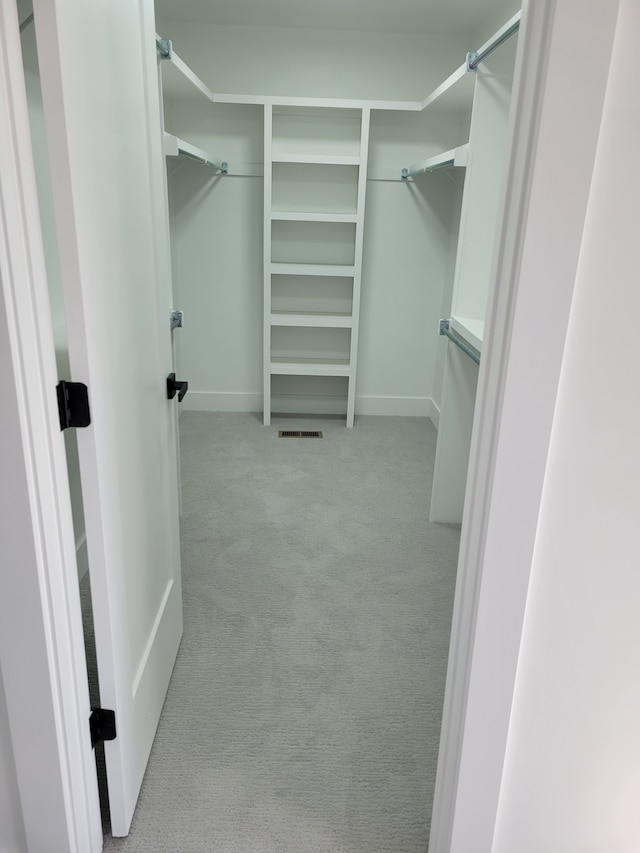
left=104, top=413, right=459, bottom=852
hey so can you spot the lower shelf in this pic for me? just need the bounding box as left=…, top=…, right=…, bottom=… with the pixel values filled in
left=270, top=312, right=352, bottom=328
left=450, top=315, right=484, bottom=352
left=270, top=357, right=351, bottom=377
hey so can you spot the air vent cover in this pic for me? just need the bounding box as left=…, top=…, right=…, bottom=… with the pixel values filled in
left=278, top=430, right=323, bottom=438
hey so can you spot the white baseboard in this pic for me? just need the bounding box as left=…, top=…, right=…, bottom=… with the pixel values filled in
left=272, top=394, right=347, bottom=416
left=183, top=391, right=440, bottom=424
left=355, top=395, right=432, bottom=418
left=184, top=391, right=262, bottom=412
left=429, top=399, right=441, bottom=431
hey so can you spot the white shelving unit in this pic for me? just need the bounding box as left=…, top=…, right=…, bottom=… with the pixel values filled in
left=430, top=23, right=520, bottom=523
left=263, top=106, right=370, bottom=428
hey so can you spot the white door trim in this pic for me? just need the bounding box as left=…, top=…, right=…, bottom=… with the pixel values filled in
left=0, top=3, right=102, bottom=851
left=429, top=0, right=621, bottom=850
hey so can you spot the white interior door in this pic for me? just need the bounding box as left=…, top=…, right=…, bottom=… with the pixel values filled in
left=32, top=0, right=182, bottom=836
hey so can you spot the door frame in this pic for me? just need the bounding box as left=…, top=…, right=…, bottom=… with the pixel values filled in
left=0, top=1, right=621, bottom=852
left=0, top=2, right=102, bottom=851
left=429, top=0, right=621, bottom=850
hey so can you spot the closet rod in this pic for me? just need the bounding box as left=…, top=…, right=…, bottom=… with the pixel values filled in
left=178, top=147, right=228, bottom=173
left=466, top=16, right=520, bottom=71
left=440, top=320, right=480, bottom=365
left=402, top=158, right=455, bottom=179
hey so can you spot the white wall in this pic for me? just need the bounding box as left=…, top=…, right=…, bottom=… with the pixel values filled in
left=162, top=28, right=471, bottom=419
left=493, top=2, right=640, bottom=849
left=0, top=670, right=26, bottom=853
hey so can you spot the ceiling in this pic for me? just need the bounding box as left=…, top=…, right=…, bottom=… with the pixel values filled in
left=154, top=0, right=516, bottom=36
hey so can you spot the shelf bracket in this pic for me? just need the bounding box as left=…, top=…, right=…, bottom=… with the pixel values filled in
left=466, top=52, right=479, bottom=72
left=156, top=38, right=172, bottom=60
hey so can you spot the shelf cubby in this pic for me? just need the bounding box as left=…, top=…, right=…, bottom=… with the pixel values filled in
left=272, top=107, right=362, bottom=160
left=271, top=221, right=357, bottom=267
left=271, top=274, right=353, bottom=316
left=271, top=163, right=359, bottom=215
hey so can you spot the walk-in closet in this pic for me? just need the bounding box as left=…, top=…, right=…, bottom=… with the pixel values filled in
left=11, top=0, right=521, bottom=850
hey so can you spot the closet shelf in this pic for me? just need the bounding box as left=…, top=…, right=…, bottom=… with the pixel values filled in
left=270, top=357, right=351, bottom=377
left=420, top=62, right=476, bottom=114
left=156, top=36, right=214, bottom=103
left=450, top=316, right=484, bottom=352
left=272, top=154, right=360, bottom=166
left=402, top=144, right=469, bottom=180
left=271, top=211, right=358, bottom=224
left=270, top=263, right=356, bottom=278
left=270, top=312, right=353, bottom=328
left=163, top=133, right=228, bottom=173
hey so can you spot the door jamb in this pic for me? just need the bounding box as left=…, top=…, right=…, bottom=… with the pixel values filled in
left=0, top=2, right=102, bottom=851
left=429, top=0, right=620, bottom=849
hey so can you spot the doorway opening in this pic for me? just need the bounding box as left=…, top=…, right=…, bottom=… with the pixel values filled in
left=17, top=0, right=522, bottom=847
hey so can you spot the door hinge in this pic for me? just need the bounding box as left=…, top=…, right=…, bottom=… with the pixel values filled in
left=89, top=708, right=116, bottom=749
left=56, top=381, right=91, bottom=431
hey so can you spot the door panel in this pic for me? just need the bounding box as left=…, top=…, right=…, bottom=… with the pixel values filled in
left=32, top=0, right=182, bottom=836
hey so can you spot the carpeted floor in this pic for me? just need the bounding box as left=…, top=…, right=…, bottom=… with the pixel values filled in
left=103, top=413, right=459, bottom=852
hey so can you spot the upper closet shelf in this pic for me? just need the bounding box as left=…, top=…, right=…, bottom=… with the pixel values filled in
left=401, top=144, right=469, bottom=180
left=163, top=133, right=228, bottom=173
left=420, top=65, right=475, bottom=114
left=156, top=36, right=214, bottom=102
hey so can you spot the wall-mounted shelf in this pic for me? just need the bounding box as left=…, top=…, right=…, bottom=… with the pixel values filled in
left=270, top=263, right=356, bottom=277
left=271, top=211, right=358, bottom=224
left=450, top=315, right=484, bottom=352
left=420, top=64, right=476, bottom=114
left=272, top=154, right=360, bottom=166
left=163, top=133, right=228, bottom=172
left=270, top=357, right=351, bottom=376
left=157, top=36, right=214, bottom=102
left=402, top=143, right=469, bottom=180
left=270, top=312, right=353, bottom=328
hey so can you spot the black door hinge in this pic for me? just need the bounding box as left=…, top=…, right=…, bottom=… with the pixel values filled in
left=89, top=708, right=116, bottom=749
left=56, top=381, right=91, bottom=431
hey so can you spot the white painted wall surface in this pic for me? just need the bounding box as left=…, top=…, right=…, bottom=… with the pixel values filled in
left=493, top=3, right=640, bottom=849
left=358, top=175, right=458, bottom=416
left=0, top=671, right=26, bottom=853
left=155, top=21, right=468, bottom=102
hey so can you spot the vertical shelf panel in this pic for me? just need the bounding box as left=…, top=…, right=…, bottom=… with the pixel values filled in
left=263, top=105, right=273, bottom=426
left=346, top=108, right=371, bottom=428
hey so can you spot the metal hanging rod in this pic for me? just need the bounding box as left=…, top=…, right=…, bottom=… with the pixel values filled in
left=440, top=319, right=480, bottom=365
left=178, top=146, right=228, bottom=173
left=156, top=38, right=172, bottom=59
left=402, top=158, right=454, bottom=180
left=466, top=14, right=520, bottom=71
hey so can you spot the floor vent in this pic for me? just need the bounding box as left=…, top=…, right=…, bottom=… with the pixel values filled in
left=278, top=430, right=323, bottom=439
